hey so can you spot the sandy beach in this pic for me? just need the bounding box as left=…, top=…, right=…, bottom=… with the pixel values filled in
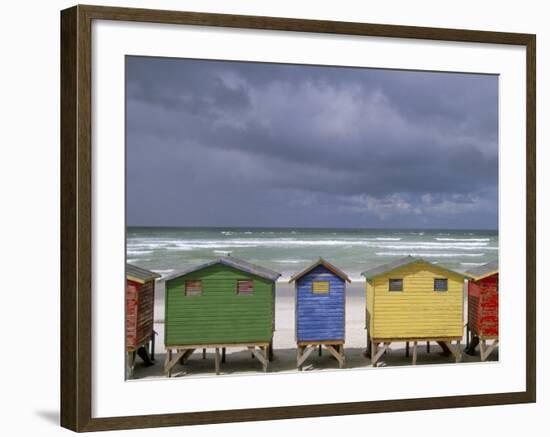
left=130, top=281, right=497, bottom=380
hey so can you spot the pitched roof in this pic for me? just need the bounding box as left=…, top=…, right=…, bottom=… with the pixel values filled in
left=361, top=255, right=468, bottom=280
left=126, top=263, right=161, bottom=283
left=162, top=256, right=281, bottom=282
left=465, top=259, right=499, bottom=281
left=288, top=258, right=351, bottom=283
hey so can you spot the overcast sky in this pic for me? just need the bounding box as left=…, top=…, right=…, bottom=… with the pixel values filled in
left=126, top=56, right=498, bottom=230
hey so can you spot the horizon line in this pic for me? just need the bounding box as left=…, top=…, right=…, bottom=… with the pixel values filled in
left=126, top=224, right=498, bottom=232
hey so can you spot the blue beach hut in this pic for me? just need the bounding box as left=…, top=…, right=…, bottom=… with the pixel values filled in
left=289, top=258, right=351, bottom=369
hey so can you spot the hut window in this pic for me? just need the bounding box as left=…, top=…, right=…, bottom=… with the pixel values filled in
left=312, top=281, right=329, bottom=294
left=434, top=278, right=448, bottom=291
left=237, top=280, right=254, bottom=295
left=389, top=278, right=403, bottom=292
left=185, top=280, right=202, bottom=296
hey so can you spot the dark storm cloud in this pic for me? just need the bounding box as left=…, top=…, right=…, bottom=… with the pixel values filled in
left=126, top=56, right=498, bottom=229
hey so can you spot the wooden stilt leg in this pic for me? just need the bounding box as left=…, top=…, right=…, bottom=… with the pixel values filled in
left=163, top=350, right=169, bottom=377
left=297, top=346, right=315, bottom=370
left=412, top=341, right=418, bottom=365
left=202, top=348, right=206, bottom=359
left=248, top=346, right=268, bottom=371
left=165, top=350, right=171, bottom=378
left=262, top=347, right=268, bottom=372
left=127, top=351, right=136, bottom=379
left=221, top=347, right=226, bottom=363
left=165, top=349, right=186, bottom=377
left=326, top=344, right=345, bottom=368
left=167, top=349, right=173, bottom=377
left=214, top=348, right=220, bottom=375
left=480, top=338, right=498, bottom=361
left=371, top=341, right=391, bottom=367
left=371, top=341, right=378, bottom=366
left=297, top=346, right=302, bottom=370
left=437, top=341, right=452, bottom=356
left=268, top=339, right=274, bottom=361
left=365, top=333, right=372, bottom=358
left=150, top=333, right=156, bottom=361
left=443, top=341, right=462, bottom=363
left=427, top=341, right=430, bottom=354
left=405, top=341, right=410, bottom=357
left=318, top=344, right=322, bottom=356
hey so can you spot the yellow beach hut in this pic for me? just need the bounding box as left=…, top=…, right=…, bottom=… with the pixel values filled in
left=362, top=256, right=468, bottom=366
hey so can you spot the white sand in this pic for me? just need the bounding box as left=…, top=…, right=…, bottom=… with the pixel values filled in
left=131, top=282, right=497, bottom=379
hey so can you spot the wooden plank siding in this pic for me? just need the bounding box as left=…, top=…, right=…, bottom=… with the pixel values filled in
left=366, top=280, right=374, bottom=332
left=468, top=273, right=498, bottom=337
left=126, top=279, right=155, bottom=350
left=135, top=280, right=155, bottom=346
left=368, top=263, right=464, bottom=340
left=295, top=265, right=345, bottom=342
left=468, top=289, right=481, bottom=335
left=165, top=264, right=275, bottom=346
left=126, top=280, right=139, bottom=349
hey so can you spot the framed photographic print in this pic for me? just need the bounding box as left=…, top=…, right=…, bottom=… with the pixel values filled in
left=60, top=4, right=536, bottom=432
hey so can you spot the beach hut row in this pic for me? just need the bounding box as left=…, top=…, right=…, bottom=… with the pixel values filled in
left=126, top=256, right=499, bottom=377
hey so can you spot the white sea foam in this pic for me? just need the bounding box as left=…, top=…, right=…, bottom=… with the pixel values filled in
left=127, top=242, right=171, bottom=248
left=126, top=250, right=153, bottom=255
left=165, top=246, right=194, bottom=251
left=179, top=243, right=254, bottom=249
left=375, top=252, right=485, bottom=258
left=129, top=238, right=497, bottom=252
left=436, top=238, right=491, bottom=242
left=379, top=244, right=497, bottom=251
left=460, top=262, right=486, bottom=266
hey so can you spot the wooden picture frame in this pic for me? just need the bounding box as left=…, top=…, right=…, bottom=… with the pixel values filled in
left=60, top=4, right=536, bottom=432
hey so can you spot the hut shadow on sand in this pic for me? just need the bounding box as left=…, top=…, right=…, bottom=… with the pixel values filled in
left=130, top=344, right=498, bottom=379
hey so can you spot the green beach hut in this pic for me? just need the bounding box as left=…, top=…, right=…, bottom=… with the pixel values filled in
left=162, top=256, right=281, bottom=376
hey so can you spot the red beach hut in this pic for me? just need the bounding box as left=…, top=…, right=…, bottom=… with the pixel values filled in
left=126, top=263, right=161, bottom=377
left=464, top=260, right=499, bottom=361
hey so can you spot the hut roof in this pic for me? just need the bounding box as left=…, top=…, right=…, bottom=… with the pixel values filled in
left=361, top=255, right=469, bottom=280
left=162, top=256, right=281, bottom=282
left=288, top=258, right=351, bottom=283
left=126, top=263, right=161, bottom=284
left=465, top=259, right=499, bottom=281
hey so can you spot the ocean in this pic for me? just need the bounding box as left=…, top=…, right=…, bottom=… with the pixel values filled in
left=127, top=227, right=498, bottom=282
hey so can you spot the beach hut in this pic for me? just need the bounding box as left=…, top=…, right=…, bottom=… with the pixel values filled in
left=289, top=258, right=351, bottom=370
left=464, top=260, right=499, bottom=361
left=126, top=264, right=161, bottom=377
left=162, top=256, right=281, bottom=376
left=362, top=256, right=467, bottom=366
